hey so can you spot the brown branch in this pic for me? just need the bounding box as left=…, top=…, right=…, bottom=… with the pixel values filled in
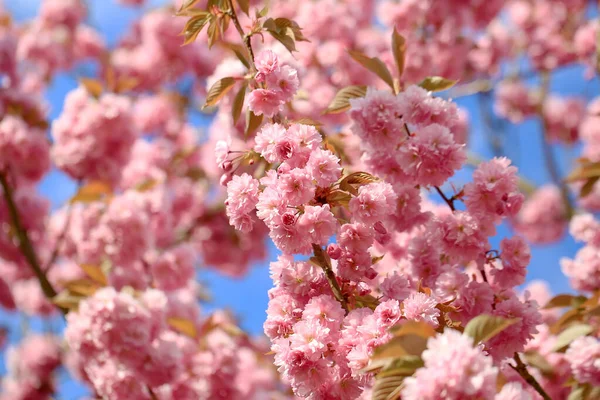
left=435, top=186, right=456, bottom=211
left=0, top=173, right=65, bottom=314
left=44, top=202, right=74, bottom=273
left=227, top=0, right=256, bottom=68
left=510, top=353, right=552, bottom=400
left=538, top=72, right=574, bottom=220
left=312, top=244, right=348, bottom=313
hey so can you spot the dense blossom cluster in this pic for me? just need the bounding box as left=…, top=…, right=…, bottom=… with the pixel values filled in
left=0, top=0, right=600, bottom=399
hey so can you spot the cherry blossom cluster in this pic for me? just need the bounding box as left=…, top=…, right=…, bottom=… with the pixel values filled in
left=217, top=44, right=551, bottom=397
left=1, top=0, right=600, bottom=399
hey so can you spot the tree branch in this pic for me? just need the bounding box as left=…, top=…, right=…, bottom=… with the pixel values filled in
left=312, top=244, right=348, bottom=313
left=0, top=173, right=64, bottom=314
left=538, top=72, right=574, bottom=220
left=510, top=353, right=552, bottom=400
left=44, top=202, right=74, bottom=273
left=435, top=186, right=456, bottom=211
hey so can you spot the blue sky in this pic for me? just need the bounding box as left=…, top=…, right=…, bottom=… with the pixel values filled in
left=2, top=0, right=599, bottom=397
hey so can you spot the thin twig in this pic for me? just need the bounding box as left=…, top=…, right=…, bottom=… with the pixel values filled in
left=227, top=0, right=256, bottom=67
left=538, top=72, right=575, bottom=219
left=510, top=353, right=552, bottom=400
left=312, top=244, right=349, bottom=313
left=0, top=173, right=65, bottom=314
left=434, top=186, right=456, bottom=211
left=44, top=202, right=74, bottom=273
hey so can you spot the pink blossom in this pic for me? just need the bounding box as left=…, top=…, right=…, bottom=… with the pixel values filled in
left=402, top=292, right=440, bottom=327
left=306, top=148, right=341, bottom=187
left=565, top=336, right=600, bottom=385
left=512, top=185, right=568, bottom=244
left=397, top=123, right=466, bottom=186
left=398, top=85, right=460, bottom=129
left=276, top=168, right=315, bottom=206
left=6, top=335, right=61, bottom=384
left=487, top=292, right=542, bottom=360
left=464, top=157, right=524, bottom=223
left=254, top=123, right=295, bottom=163
left=380, top=272, right=413, bottom=302
left=150, top=245, right=196, bottom=291
left=495, top=383, right=532, bottom=400
left=452, top=281, right=495, bottom=325
left=561, top=245, right=600, bottom=292
left=349, top=182, right=397, bottom=225
left=298, top=205, right=338, bottom=246
left=51, top=87, right=137, bottom=184
left=490, top=236, right=531, bottom=289
left=248, top=89, right=284, bottom=118
left=349, top=88, right=405, bottom=151
left=0, top=115, right=51, bottom=183
left=267, top=65, right=299, bottom=101
left=569, top=213, right=600, bottom=246
left=226, top=173, right=260, bottom=232
left=402, top=329, right=498, bottom=400
left=96, top=192, right=151, bottom=266
left=255, top=49, right=279, bottom=80
left=543, top=96, right=585, bottom=144
left=494, top=81, right=538, bottom=123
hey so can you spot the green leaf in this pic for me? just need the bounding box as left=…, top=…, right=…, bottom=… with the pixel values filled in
left=236, top=0, right=250, bottom=15
left=543, top=294, right=587, bottom=309
left=323, top=85, right=367, bottom=114
left=231, top=82, right=247, bottom=124
left=273, top=17, right=308, bottom=42
left=80, top=78, right=103, bottom=99
left=339, top=171, right=379, bottom=195
left=348, top=50, right=395, bottom=90
left=552, top=324, right=594, bottom=352
left=464, top=315, right=520, bottom=344
left=565, top=160, right=600, bottom=183
left=203, top=77, right=237, bottom=108
left=379, top=356, right=424, bottom=377
left=167, top=317, right=198, bottom=338
left=207, top=18, right=220, bottom=48
left=70, top=181, right=112, bottom=204
left=580, top=176, right=599, bottom=198
left=418, top=76, right=458, bottom=92
left=176, top=0, right=202, bottom=15
left=246, top=110, right=263, bottom=137
left=52, top=290, right=85, bottom=311
left=523, top=351, right=553, bottom=375
left=224, top=42, right=251, bottom=69
left=372, top=374, right=404, bottom=400
left=292, top=117, right=322, bottom=127
left=256, top=4, right=269, bottom=18
left=325, top=190, right=352, bottom=207
left=79, top=264, right=108, bottom=286
left=568, top=386, right=586, bottom=400
left=267, top=29, right=297, bottom=53
left=391, top=28, right=406, bottom=79
left=180, top=14, right=211, bottom=46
